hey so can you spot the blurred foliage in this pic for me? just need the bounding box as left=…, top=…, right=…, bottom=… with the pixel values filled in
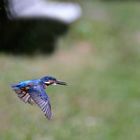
left=0, top=1, right=140, bottom=140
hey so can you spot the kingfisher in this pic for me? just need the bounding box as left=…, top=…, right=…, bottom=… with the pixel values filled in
left=11, top=76, right=67, bottom=120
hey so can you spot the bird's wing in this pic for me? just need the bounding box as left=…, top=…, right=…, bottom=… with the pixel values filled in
left=28, top=85, right=52, bottom=120
left=11, top=82, right=34, bottom=105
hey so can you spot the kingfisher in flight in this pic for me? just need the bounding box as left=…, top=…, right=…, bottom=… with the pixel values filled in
left=11, top=76, right=67, bottom=120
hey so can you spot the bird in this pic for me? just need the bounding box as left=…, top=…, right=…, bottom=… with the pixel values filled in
left=11, top=76, right=67, bottom=120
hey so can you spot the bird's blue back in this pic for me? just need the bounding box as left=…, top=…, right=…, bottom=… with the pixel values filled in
left=12, top=79, right=49, bottom=100
left=12, top=79, right=41, bottom=89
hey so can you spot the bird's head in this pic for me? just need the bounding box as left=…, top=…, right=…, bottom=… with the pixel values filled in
left=41, top=76, right=67, bottom=86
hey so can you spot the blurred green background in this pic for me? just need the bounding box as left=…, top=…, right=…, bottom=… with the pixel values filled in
left=0, top=1, right=140, bottom=140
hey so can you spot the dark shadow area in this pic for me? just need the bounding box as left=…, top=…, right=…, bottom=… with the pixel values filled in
left=0, top=0, right=69, bottom=55
left=0, top=19, right=69, bottom=55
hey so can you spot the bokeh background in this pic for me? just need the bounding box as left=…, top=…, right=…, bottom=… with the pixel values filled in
left=0, top=0, right=140, bottom=140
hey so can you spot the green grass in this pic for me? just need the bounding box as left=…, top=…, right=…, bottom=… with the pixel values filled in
left=0, top=2, right=140, bottom=140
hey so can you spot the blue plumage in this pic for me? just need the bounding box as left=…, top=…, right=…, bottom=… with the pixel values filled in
left=11, top=76, right=67, bottom=120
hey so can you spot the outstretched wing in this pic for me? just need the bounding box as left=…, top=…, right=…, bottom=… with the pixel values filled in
left=11, top=82, right=34, bottom=105
left=28, top=85, right=52, bottom=120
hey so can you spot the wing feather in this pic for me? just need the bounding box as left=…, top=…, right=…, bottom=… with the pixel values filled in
left=11, top=85, right=34, bottom=105
left=28, top=85, right=52, bottom=120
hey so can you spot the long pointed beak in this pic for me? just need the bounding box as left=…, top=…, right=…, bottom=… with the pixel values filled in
left=55, top=80, right=67, bottom=85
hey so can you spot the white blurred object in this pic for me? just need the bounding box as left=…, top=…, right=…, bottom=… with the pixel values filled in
left=8, top=0, right=82, bottom=23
